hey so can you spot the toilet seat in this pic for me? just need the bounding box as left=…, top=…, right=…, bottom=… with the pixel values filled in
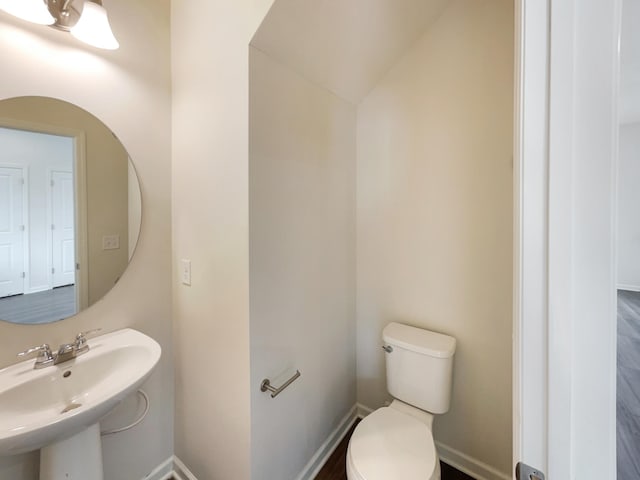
left=346, top=406, right=439, bottom=480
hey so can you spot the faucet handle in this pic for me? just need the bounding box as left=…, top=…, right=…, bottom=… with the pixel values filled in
left=74, top=328, right=102, bottom=352
left=75, top=328, right=102, bottom=342
left=17, top=344, right=54, bottom=368
left=18, top=344, right=52, bottom=358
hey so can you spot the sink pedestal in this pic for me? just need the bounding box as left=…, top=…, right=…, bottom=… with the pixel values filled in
left=40, top=424, right=103, bottom=480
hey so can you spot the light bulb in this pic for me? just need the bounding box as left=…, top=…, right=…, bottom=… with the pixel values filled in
left=0, top=0, right=55, bottom=25
left=70, top=1, right=118, bottom=50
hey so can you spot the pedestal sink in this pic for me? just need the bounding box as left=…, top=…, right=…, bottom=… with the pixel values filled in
left=0, top=328, right=161, bottom=479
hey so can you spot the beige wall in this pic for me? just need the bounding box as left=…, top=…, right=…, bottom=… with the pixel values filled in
left=249, top=47, right=356, bottom=480
left=171, top=1, right=274, bottom=479
left=250, top=0, right=451, bottom=104
left=0, top=1, right=173, bottom=479
left=356, top=0, right=513, bottom=476
left=128, top=160, right=142, bottom=261
left=0, top=97, right=129, bottom=307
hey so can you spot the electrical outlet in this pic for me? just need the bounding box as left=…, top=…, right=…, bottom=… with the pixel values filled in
left=102, top=234, right=120, bottom=250
left=181, top=259, right=191, bottom=286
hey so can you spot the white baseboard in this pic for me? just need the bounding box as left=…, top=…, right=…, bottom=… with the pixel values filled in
left=142, top=456, right=198, bottom=480
left=145, top=407, right=358, bottom=480
left=26, top=285, right=50, bottom=294
left=436, top=442, right=510, bottom=480
left=142, top=457, right=174, bottom=480
left=173, top=456, right=199, bottom=480
left=146, top=404, right=509, bottom=480
left=618, top=284, right=640, bottom=292
left=294, top=405, right=359, bottom=480
left=356, top=402, right=374, bottom=418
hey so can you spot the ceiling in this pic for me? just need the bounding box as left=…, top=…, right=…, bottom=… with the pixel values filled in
left=251, top=0, right=452, bottom=104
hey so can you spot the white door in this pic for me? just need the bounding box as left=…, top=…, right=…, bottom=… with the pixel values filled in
left=516, top=0, right=620, bottom=478
left=0, top=167, right=25, bottom=298
left=51, top=171, right=75, bottom=288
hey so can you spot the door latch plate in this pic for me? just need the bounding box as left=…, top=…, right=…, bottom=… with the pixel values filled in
left=516, top=462, right=545, bottom=480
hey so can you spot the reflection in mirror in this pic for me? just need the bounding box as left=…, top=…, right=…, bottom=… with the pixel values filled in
left=0, top=97, right=141, bottom=325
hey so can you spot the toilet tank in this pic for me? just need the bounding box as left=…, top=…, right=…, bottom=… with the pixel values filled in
left=383, top=322, right=456, bottom=414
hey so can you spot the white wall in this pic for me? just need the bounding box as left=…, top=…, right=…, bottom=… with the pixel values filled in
left=619, top=0, right=640, bottom=124
left=618, top=0, right=640, bottom=290
left=0, top=128, right=72, bottom=293
left=249, top=47, right=356, bottom=480
left=617, top=122, right=640, bottom=290
left=356, top=0, right=513, bottom=477
left=0, top=0, right=173, bottom=478
left=171, top=1, right=274, bottom=479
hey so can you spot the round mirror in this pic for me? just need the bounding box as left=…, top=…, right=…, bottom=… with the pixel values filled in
left=0, top=96, right=141, bottom=324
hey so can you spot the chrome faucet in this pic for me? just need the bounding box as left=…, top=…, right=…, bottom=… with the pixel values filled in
left=17, top=344, right=55, bottom=369
left=17, top=329, right=102, bottom=369
left=55, top=343, right=77, bottom=364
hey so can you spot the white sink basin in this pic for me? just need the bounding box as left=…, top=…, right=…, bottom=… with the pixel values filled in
left=0, top=328, right=161, bottom=456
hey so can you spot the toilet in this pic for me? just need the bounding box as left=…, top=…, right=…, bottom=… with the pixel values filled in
left=346, top=322, right=456, bottom=480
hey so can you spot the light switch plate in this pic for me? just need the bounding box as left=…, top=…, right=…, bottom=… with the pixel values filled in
left=181, top=259, right=191, bottom=286
left=102, top=234, right=120, bottom=250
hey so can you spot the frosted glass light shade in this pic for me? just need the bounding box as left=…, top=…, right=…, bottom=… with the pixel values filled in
left=70, top=1, right=118, bottom=50
left=0, top=0, right=55, bottom=25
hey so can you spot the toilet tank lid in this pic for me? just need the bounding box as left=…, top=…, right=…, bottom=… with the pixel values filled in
left=383, top=322, right=456, bottom=358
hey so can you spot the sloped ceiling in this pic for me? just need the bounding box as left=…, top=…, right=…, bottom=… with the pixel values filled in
left=251, top=0, right=452, bottom=104
left=620, top=0, right=640, bottom=124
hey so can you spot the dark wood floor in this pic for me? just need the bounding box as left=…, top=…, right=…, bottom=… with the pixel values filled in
left=618, top=289, right=640, bottom=480
left=314, top=419, right=475, bottom=480
left=166, top=421, right=474, bottom=480
left=315, top=421, right=359, bottom=480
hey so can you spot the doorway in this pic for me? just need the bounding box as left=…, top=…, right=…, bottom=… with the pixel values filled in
left=0, top=126, right=79, bottom=323
left=617, top=0, right=640, bottom=477
left=249, top=1, right=514, bottom=479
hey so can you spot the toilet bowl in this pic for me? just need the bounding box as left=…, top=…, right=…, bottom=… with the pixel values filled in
left=346, top=401, right=441, bottom=480
left=346, top=322, right=456, bottom=480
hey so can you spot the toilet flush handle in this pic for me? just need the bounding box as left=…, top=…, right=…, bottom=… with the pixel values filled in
left=382, top=345, right=393, bottom=353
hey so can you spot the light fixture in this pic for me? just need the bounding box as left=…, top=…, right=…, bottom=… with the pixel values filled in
left=70, top=1, right=118, bottom=50
left=0, top=0, right=119, bottom=50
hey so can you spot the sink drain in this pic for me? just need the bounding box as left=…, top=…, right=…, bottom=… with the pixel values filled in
left=61, top=402, right=82, bottom=414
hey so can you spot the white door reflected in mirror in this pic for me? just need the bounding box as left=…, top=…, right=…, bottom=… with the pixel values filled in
left=0, top=96, right=142, bottom=325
